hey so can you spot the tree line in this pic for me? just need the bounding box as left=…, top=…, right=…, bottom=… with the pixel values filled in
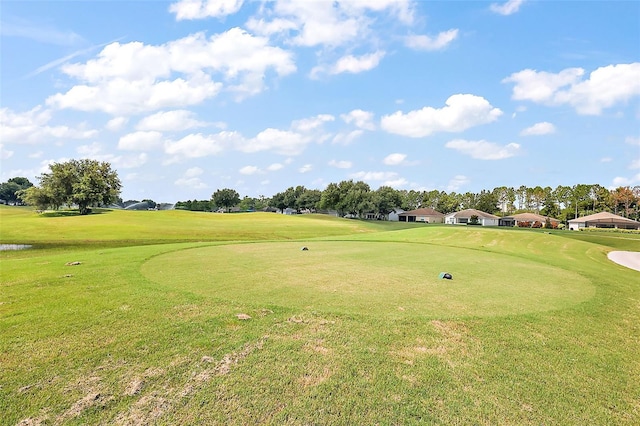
left=177, top=182, right=640, bottom=223
left=3, top=159, right=639, bottom=222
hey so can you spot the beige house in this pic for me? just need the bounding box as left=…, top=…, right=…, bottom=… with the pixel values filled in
left=445, top=209, right=499, bottom=226
left=499, top=213, right=561, bottom=228
left=398, top=208, right=445, bottom=223
left=568, top=212, right=640, bottom=230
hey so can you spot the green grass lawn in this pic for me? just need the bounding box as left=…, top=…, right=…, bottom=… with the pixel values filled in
left=1, top=206, right=639, bottom=425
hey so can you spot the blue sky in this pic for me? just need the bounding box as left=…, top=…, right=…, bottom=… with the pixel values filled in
left=1, top=0, right=639, bottom=203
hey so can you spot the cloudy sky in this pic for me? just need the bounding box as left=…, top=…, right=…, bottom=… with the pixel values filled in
left=1, top=0, right=639, bottom=203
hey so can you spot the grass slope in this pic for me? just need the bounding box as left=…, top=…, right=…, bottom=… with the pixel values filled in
left=1, top=206, right=639, bottom=425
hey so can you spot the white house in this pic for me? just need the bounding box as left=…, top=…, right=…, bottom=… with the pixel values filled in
left=568, top=212, right=640, bottom=230
left=398, top=208, right=445, bottom=223
left=445, top=209, right=499, bottom=226
left=388, top=209, right=405, bottom=222
left=499, top=212, right=561, bottom=228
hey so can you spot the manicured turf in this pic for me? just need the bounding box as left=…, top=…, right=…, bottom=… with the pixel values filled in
left=1, top=206, right=639, bottom=425
left=142, top=241, right=593, bottom=318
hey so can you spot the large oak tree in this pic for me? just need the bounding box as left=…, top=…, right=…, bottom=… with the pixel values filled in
left=21, top=159, right=121, bottom=215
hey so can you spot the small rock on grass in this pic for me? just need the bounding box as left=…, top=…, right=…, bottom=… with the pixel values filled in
left=236, top=313, right=251, bottom=320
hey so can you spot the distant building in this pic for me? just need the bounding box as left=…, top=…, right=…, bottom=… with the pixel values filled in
left=499, top=213, right=561, bottom=228
left=398, top=208, right=445, bottom=223
left=445, top=209, right=499, bottom=226
left=568, top=212, right=640, bottom=230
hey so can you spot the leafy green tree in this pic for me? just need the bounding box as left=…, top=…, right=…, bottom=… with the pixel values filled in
left=475, top=190, right=499, bottom=214
left=436, top=191, right=459, bottom=214
left=530, top=186, right=546, bottom=213
left=0, top=177, right=33, bottom=205
left=570, top=184, right=592, bottom=218
left=516, top=185, right=529, bottom=210
left=297, top=189, right=322, bottom=212
left=238, top=196, right=256, bottom=211
left=271, top=191, right=287, bottom=212
left=343, top=181, right=373, bottom=218
left=493, top=186, right=513, bottom=215
left=374, top=186, right=402, bottom=218
left=541, top=192, right=560, bottom=218
left=421, top=190, right=440, bottom=210
left=459, top=192, right=478, bottom=210
left=212, top=188, right=240, bottom=212
left=285, top=186, right=305, bottom=211
left=589, top=184, right=610, bottom=213
left=21, top=160, right=121, bottom=215
left=320, top=181, right=351, bottom=216
left=400, top=189, right=422, bottom=210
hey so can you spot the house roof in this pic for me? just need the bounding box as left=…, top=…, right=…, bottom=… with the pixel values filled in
left=399, top=208, right=444, bottom=217
left=446, top=208, right=499, bottom=219
left=504, top=213, right=561, bottom=223
left=568, top=211, right=639, bottom=224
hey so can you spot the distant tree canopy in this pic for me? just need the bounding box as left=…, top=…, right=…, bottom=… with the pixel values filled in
left=212, top=188, right=240, bottom=212
left=20, top=159, right=121, bottom=215
left=171, top=183, right=639, bottom=224
left=0, top=177, right=33, bottom=204
left=200, top=182, right=638, bottom=223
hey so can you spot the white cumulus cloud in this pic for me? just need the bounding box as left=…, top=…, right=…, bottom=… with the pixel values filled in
left=248, top=0, right=414, bottom=48
left=330, top=51, right=385, bottom=75
left=328, top=159, right=352, bottom=169
left=405, top=29, right=458, bottom=51
left=612, top=173, right=640, bottom=187
left=175, top=166, right=208, bottom=189
left=490, top=0, right=526, bottom=16
left=118, top=131, right=164, bottom=151
left=136, top=110, right=208, bottom=132
left=267, top=163, right=284, bottom=171
left=503, top=63, right=640, bottom=115
left=299, top=164, right=313, bottom=173
left=291, top=114, right=335, bottom=132
left=350, top=171, right=399, bottom=181
left=165, top=131, right=238, bottom=159
left=239, top=165, right=260, bottom=175
left=46, top=28, right=296, bottom=114
left=447, top=175, right=470, bottom=191
left=626, top=136, right=640, bottom=146
left=106, top=116, right=128, bottom=132
left=169, top=0, right=244, bottom=20
left=381, top=94, right=503, bottom=137
left=0, top=106, right=98, bottom=144
left=341, top=109, right=375, bottom=130
left=241, top=128, right=309, bottom=156
left=383, top=153, right=407, bottom=165
left=520, top=121, right=556, bottom=136
left=445, top=139, right=521, bottom=160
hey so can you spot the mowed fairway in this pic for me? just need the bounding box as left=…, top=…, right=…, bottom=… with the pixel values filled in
left=1, top=206, right=639, bottom=425
left=142, top=241, right=593, bottom=318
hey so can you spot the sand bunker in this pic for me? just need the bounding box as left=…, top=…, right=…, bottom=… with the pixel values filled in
left=607, top=251, right=640, bottom=272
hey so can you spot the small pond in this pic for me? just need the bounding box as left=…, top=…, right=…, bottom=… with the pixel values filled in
left=0, top=244, right=33, bottom=251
